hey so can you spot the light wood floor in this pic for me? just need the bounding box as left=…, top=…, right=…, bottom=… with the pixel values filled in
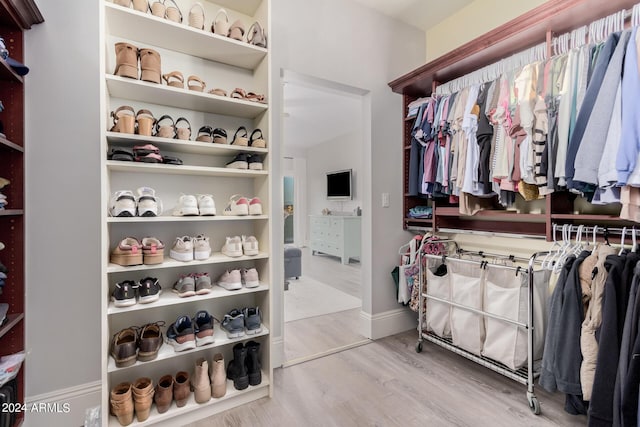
left=284, top=247, right=365, bottom=362
left=185, top=330, right=585, bottom=427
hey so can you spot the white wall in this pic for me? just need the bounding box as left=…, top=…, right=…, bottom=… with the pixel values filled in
left=24, top=0, right=102, bottom=424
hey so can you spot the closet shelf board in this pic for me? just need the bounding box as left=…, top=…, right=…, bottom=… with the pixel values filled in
left=107, top=215, right=269, bottom=223
left=549, top=214, right=628, bottom=221
left=107, top=252, right=269, bottom=273
left=106, top=133, right=268, bottom=156
left=436, top=207, right=545, bottom=221
left=104, top=3, right=267, bottom=70
left=106, top=374, right=269, bottom=427
left=404, top=218, right=432, bottom=225
left=107, top=325, right=269, bottom=372
left=0, top=58, right=23, bottom=83
left=0, top=137, right=23, bottom=152
left=106, top=75, right=268, bottom=119
left=106, top=160, right=268, bottom=177
left=0, top=313, right=24, bottom=339
left=108, top=284, right=269, bottom=315
left=0, top=210, right=24, bottom=216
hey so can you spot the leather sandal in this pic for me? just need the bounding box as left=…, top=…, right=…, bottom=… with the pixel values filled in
left=111, top=106, right=136, bottom=134
left=136, top=109, right=156, bottom=136
left=249, top=129, right=266, bottom=148
left=132, top=0, right=149, bottom=13
left=108, top=148, right=134, bottom=161
left=188, top=2, right=205, bottom=30
left=150, top=0, right=165, bottom=18
left=231, top=126, right=248, bottom=146
left=162, top=71, right=184, bottom=88
left=114, top=42, right=139, bottom=80
left=212, top=9, right=230, bottom=36
left=187, top=75, right=206, bottom=92
left=248, top=22, right=267, bottom=48
left=164, top=0, right=182, bottom=23
left=212, top=128, right=227, bottom=144
left=139, top=48, right=161, bottom=84
left=175, top=117, right=191, bottom=140
left=155, top=115, right=175, bottom=139
left=230, top=88, right=247, bottom=100
left=208, top=88, right=227, bottom=97
left=229, top=19, right=245, bottom=41
left=246, top=92, right=266, bottom=104
left=196, top=125, right=213, bottom=143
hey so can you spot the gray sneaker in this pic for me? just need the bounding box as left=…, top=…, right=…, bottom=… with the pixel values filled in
left=242, top=307, right=262, bottom=335
left=194, top=273, right=212, bottom=295
left=173, top=275, right=195, bottom=297
left=221, top=309, right=245, bottom=338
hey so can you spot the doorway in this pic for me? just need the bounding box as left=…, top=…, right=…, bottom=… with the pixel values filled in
left=281, top=72, right=370, bottom=365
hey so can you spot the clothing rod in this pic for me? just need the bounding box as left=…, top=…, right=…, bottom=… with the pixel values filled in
left=422, top=252, right=535, bottom=269
left=456, top=248, right=531, bottom=264
left=437, top=228, right=547, bottom=240
left=551, top=224, right=640, bottom=236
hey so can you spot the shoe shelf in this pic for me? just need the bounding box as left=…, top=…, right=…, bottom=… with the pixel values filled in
left=0, top=210, right=24, bottom=217
left=0, top=313, right=24, bottom=340
left=107, top=215, right=269, bottom=223
left=0, top=137, right=24, bottom=152
left=107, top=372, right=269, bottom=427
left=106, top=160, right=268, bottom=178
left=106, top=132, right=268, bottom=156
left=106, top=75, right=268, bottom=119
left=104, top=3, right=267, bottom=71
left=107, top=325, right=269, bottom=373
left=107, top=252, right=269, bottom=274
left=108, top=284, right=269, bottom=315
left=0, top=57, right=23, bottom=84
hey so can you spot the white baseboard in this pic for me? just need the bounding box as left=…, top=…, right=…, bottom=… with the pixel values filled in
left=360, top=308, right=417, bottom=340
left=24, top=381, right=101, bottom=427
left=272, top=336, right=284, bottom=368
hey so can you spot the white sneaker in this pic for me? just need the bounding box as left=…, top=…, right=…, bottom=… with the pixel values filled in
left=221, top=236, right=243, bottom=257
left=217, top=269, right=242, bottom=290
left=173, top=194, right=199, bottom=216
left=109, top=190, right=136, bottom=217
left=170, top=236, right=194, bottom=262
left=241, top=268, right=260, bottom=288
left=222, top=195, right=249, bottom=216
left=241, top=235, right=259, bottom=256
left=136, top=187, right=162, bottom=217
left=193, top=234, right=211, bottom=260
left=197, top=194, right=216, bottom=216
left=249, top=197, right=262, bottom=215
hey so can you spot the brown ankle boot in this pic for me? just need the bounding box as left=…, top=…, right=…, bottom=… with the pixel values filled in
left=192, top=358, right=211, bottom=403
left=139, top=48, right=161, bottom=84
left=174, top=371, right=191, bottom=407
left=132, top=377, right=154, bottom=422
left=154, top=375, right=173, bottom=414
left=211, top=353, right=227, bottom=398
left=114, top=43, right=139, bottom=80
left=110, top=382, right=134, bottom=426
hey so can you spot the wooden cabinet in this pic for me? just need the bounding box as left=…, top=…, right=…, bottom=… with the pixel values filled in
left=310, top=215, right=361, bottom=264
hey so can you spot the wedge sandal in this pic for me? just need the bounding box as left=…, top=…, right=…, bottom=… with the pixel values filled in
left=110, top=237, right=143, bottom=266
left=187, top=75, right=206, bottom=92
left=150, top=0, right=165, bottom=18
left=212, top=9, right=230, bottom=36
left=248, top=21, right=267, bottom=48
left=155, top=115, right=175, bottom=139
left=249, top=129, right=266, bottom=148
left=132, top=0, right=149, bottom=13
left=196, top=125, right=213, bottom=143
left=188, top=2, right=205, bottom=30
left=213, top=128, right=227, bottom=144
left=231, top=126, right=248, bottom=146
left=229, top=19, right=245, bottom=41
left=162, top=71, right=184, bottom=88
left=136, top=109, right=155, bottom=136
left=231, top=88, right=247, bottom=100
left=164, top=0, right=182, bottom=23
left=110, top=106, right=136, bottom=134
left=175, top=117, right=191, bottom=140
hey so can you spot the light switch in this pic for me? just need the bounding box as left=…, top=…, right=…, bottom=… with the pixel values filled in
left=382, top=193, right=390, bottom=208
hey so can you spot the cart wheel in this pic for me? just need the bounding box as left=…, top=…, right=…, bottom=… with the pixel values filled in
left=528, top=396, right=541, bottom=415
left=415, top=342, right=423, bottom=353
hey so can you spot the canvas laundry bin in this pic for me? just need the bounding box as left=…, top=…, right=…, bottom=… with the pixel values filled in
left=425, top=260, right=451, bottom=337
left=449, top=261, right=485, bottom=355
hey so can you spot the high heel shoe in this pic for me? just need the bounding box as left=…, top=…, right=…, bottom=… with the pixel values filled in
left=114, top=42, right=139, bottom=80
left=139, top=48, right=161, bottom=84
left=175, top=117, right=191, bottom=140
left=165, top=0, right=182, bottom=23
left=196, top=126, right=213, bottom=143
left=249, top=129, right=266, bottom=148
left=212, top=9, right=230, bottom=36
left=132, top=0, right=149, bottom=13
left=231, top=126, right=248, bottom=146
left=248, top=22, right=267, bottom=48
left=150, top=0, right=165, bottom=18
left=229, top=19, right=245, bottom=41
left=110, top=106, right=136, bottom=134
left=136, top=109, right=155, bottom=137
left=189, top=2, right=205, bottom=30
left=155, top=115, right=175, bottom=139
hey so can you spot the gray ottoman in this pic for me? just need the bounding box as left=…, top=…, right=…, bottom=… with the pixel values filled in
left=284, top=245, right=302, bottom=279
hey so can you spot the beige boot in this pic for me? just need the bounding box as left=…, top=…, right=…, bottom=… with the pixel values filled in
left=132, top=377, right=154, bottom=422
left=110, top=382, right=134, bottom=426
left=114, top=43, right=138, bottom=80
left=192, top=358, right=212, bottom=403
left=210, top=353, right=227, bottom=398
left=139, top=48, right=161, bottom=84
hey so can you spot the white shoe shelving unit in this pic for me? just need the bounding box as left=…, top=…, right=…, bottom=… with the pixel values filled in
left=100, top=0, right=272, bottom=425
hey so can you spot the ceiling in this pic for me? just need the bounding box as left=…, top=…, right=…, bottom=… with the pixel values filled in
left=351, top=0, right=474, bottom=31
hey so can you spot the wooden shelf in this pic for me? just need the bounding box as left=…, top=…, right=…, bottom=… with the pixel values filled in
left=0, top=58, right=23, bottom=83
left=106, top=161, right=268, bottom=178
left=107, top=252, right=269, bottom=273
left=107, top=215, right=268, bottom=223
left=436, top=207, right=545, bottom=221
left=405, top=218, right=433, bottom=224
left=0, top=210, right=24, bottom=216
left=106, top=132, right=268, bottom=156
left=107, top=373, right=269, bottom=427
left=108, top=284, right=269, bottom=315
left=0, top=313, right=24, bottom=339
left=104, top=3, right=267, bottom=70
left=108, top=325, right=269, bottom=372
left=106, top=75, right=268, bottom=119
left=0, top=137, right=23, bottom=152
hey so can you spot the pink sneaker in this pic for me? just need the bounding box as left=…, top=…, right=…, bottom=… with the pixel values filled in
left=249, top=197, right=262, bottom=215
left=223, top=195, right=249, bottom=216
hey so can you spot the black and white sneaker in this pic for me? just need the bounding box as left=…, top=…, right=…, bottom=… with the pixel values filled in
left=247, top=155, right=263, bottom=170
left=225, top=153, right=249, bottom=170
left=109, top=190, right=136, bottom=217
left=111, top=280, right=138, bottom=307
left=137, top=277, right=161, bottom=304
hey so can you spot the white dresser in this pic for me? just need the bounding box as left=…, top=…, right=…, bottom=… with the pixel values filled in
left=309, top=215, right=361, bottom=264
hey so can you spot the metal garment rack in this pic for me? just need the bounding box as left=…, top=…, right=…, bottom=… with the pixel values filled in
left=415, top=248, right=551, bottom=415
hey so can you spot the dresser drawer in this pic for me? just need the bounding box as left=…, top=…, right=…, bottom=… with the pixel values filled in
left=311, top=217, right=330, bottom=228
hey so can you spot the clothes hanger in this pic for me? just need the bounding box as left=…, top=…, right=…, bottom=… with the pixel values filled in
left=632, top=226, right=637, bottom=253
left=542, top=224, right=561, bottom=269
left=591, top=225, right=599, bottom=253
left=619, top=227, right=628, bottom=256
left=571, top=225, right=585, bottom=256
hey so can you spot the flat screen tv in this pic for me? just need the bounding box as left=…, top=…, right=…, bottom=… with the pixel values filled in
left=326, top=169, right=352, bottom=200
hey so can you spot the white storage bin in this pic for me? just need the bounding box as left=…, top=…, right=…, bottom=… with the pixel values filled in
left=425, top=263, right=451, bottom=337
left=449, top=262, right=484, bottom=355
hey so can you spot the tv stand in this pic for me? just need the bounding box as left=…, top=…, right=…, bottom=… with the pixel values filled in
left=309, top=215, right=361, bottom=264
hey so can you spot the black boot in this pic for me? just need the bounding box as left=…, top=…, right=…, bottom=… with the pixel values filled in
left=245, top=340, right=262, bottom=386
left=226, top=343, right=249, bottom=390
